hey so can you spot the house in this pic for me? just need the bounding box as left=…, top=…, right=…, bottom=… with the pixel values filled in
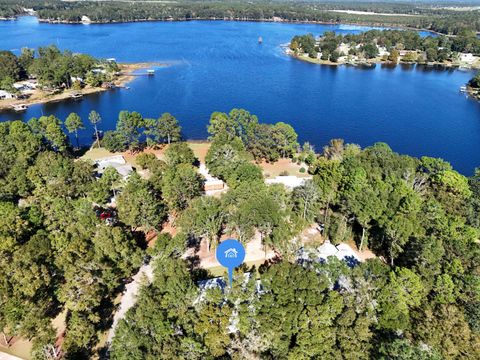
left=265, top=175, right=310, bottom=189
left=337, top=42, right=350, bottom=56
left=297, top=240, right=361, bottom=267
left=199, top=164, right=225, bottom=193
left=224, top=248, right=238, bottom=258
left=95, top=155, right=133, bottom=179
left=13, top=83, right=27, bottom=92
left=81, top=15, right=92, bottom=24
left=459, top=53, right=476, bottom=64
left=13, top=81, right=37, bottom=95
left=205, top=179, right=224, bottom=191
left=71, top=76, right=84, bottom=84
left=0, top=90, right=14, bottom=99
left=377, top=46, right=389, bottom=57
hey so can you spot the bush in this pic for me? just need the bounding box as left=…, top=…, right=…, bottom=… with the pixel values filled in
left=330, top=51, right=340, bottom=63
left=279, top=170, right=289, bottom=176
left=299, top=167, right=306, bottom=173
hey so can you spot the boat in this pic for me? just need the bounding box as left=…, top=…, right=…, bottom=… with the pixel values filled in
left=11, top=104, right=28, bottom=112
left=460, top=86, right=467, bottom=93
left=70, top=92, right=83, bottom=100
left=258, top=36, right=263, bottom=44
left=147, top=69, right=155, bottom=75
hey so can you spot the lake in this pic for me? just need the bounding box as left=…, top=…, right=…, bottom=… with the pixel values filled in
left=1, top=16, right=479, bottom=174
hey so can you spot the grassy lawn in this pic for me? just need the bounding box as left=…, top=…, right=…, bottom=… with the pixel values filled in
left=259, top=158, right=309, bottom=179
left=207, top=258, right=266, bottom=278
left=188, top=142, right=211, bottom=163
left=80, top=147, right=116, bottom=162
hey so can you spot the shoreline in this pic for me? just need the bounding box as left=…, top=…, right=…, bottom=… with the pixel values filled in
left=286, top=49, right=480, bottom=71
left=467, top=86, right=480, bottom=101
left=0, top=62, right=165, bottom=111
left=1, top=14, right=446, bottom=37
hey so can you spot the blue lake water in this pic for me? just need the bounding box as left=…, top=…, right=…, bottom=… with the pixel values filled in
left=1, top=16, right=479, bottom=174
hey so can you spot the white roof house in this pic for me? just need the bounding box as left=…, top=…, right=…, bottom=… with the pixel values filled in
left=317, top=240, right=339, bottom=261
left=265, top=176, right=310, bottom=189
left=297, top=240, right=361, bottom=267
left=377, top=46, right=389, bottom=57
left=0, top=90, right=14, bottom=99
left=337, top=43, right=350, bottom=56
left=95, top=155, right=133, bottom=179
left=459, top=53, right=476, bottom=64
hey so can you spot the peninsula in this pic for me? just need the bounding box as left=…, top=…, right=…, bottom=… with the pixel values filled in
left=0, top=45, right=163, bottom=111
left=287, top=29, right=480, bottom=70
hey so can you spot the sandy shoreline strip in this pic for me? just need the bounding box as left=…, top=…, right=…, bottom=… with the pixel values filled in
left=0, top=62, right=166, bottom=111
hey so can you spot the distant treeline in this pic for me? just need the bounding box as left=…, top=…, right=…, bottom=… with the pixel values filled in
left=1, top=0, right=480, bottom=35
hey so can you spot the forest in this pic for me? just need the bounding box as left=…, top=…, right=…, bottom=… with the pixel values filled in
left=0, top=108, right=479, bottom=359
left=0, top=0, right=480, bottom=35
left=290, top=29, right=480, bottom=62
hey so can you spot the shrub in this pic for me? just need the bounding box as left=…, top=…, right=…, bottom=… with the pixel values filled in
left=299, top=167, right=306, bottom=173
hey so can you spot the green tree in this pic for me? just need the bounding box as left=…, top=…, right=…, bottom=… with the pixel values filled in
left=116, top=173, right=166, bottom=231
left=116, top=111, right=144, bottom=150
left=272, top=122, right=299, bottom=158
left=89, top=110, right=102, bottom=148
left=161, top=164, right=203, bottom=212
left=64, top=112, right=85, bottom=149
left=145, top=112, right=182, bottom=145
left=164, top=142, right=196, bottom=166
left=179, top=196, right=225, bottom=253
left=28, top=115, right=68, bottom=152
left=0, top=50, right=21, bottom=82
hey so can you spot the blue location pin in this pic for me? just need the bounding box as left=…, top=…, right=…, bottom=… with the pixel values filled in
left=216, top=239, right=246, bottom=287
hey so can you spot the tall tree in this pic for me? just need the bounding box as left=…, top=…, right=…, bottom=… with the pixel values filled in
left=116, top=173, right=166, bottom=231
left=65, top=112, right=85, bottom=149
left=88, top=110, right=102, bottom=148
left=145, top=112, right=182, bottom=145
left=116, top=111, right=144, bottom=150
left=179, top=196, right=225, bottom=253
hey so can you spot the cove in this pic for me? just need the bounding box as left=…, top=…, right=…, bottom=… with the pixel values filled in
left=1, top=16, right=479, bottom=174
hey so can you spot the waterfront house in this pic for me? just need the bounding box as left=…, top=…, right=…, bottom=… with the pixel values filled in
left=0, top=90, right=14, bottom=100
left=377, top=46, right=389, bottom=57
left=460, top=53, right=476, bottom=64
left=337, top=43, right=350, bottom=56
left=70, top=76, right=84, bottom=84
left=95, top=155, right=133, bottom=179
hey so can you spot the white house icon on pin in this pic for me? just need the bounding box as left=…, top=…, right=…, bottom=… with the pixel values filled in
left=224, top=248, right=238, bottom=258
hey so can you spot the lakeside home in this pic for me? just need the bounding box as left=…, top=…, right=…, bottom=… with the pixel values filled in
left=289, top=31, right=480, bottom=69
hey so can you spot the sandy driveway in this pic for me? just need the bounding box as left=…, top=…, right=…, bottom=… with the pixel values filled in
left=106, top=262, right=154, bottom=343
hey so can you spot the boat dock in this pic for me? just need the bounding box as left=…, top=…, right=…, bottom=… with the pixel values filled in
left=11, top=104, right=28, bottom=112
